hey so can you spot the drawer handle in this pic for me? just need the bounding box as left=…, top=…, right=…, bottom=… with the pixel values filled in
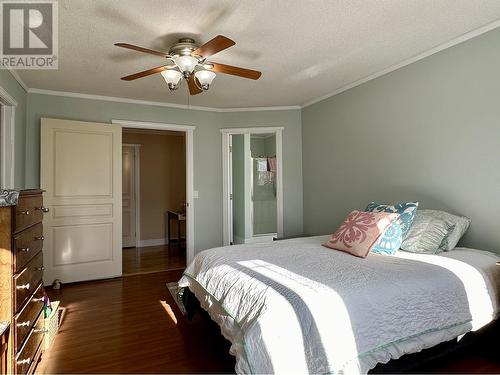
left=32, top=297, right=44, bottom=303
left=35, top=235, right=45, bottom=241
left=16, top=283, right=30, bottom=290
left=18, top=247, right=30, bottom=253
left=16, top=358, right=31, bottom=366
left=18, top=210, right=30, bottom=216
left=34, top=328, right=48, bottom=333
left=36, top=206, right=49, bottom=213
left=35, top=266, right=45, bottom=271
left=16, top=321, right=30, bottom=328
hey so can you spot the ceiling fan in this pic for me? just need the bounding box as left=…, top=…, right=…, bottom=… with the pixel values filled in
left=115, top=35, right=262, bottom=95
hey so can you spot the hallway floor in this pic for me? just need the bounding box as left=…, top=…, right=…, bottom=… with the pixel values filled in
left=122, top=244, right=186, bottom=275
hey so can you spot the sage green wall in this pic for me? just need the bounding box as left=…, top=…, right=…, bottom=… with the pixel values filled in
left=0, top=70, right=26, bottom=187
left=302, top=27, right=500, bottom=253
left=25, top=93, right=303, bottom=253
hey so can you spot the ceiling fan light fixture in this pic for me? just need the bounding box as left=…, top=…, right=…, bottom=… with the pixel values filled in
left=195, top=70, right=216, bottom=91
left=173, top=55, right=199, bottom=78
left=115, top=35, right=261, bottom=96
left=161, top=69, right=182, bottom=90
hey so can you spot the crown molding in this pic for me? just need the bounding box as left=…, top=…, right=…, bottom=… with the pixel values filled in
left=27, top=88, right=300, bottom=112
left=18, top=19, right=500, bottom=111
left=0, top=85, right=18, bottom=106
left=6, top=69, right=28, bottom=92
left=302, top=19, right=500, bottom=108
left=218, top=105, right=300, bottom=112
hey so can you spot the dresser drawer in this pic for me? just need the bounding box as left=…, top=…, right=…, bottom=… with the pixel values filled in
left=13, top=223, right=44, bottom=273
left=14, top=252, right=44, bottom=312
left=15, top=313, right=43, bottom=375
left=1, top=325, right=8, bottom=375
left=14, top=195, right=44, bottom=234
left=14, top=284, right=44, bottom=351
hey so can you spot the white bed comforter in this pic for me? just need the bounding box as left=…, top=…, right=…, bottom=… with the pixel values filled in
left=179, top=236, right=500, bottom=374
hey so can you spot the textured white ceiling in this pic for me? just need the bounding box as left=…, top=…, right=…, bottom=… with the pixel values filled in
left=17, top=0, right=500, bottom=108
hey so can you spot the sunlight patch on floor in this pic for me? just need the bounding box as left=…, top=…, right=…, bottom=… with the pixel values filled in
left=160, top=300, right=178, bottom=324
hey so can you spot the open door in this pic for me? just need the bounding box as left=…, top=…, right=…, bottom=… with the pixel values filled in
left=41, top=118, right=122, bottom=284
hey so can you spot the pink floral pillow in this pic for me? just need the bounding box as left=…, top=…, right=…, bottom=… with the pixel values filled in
left=323, top=210, right=399, bottom=258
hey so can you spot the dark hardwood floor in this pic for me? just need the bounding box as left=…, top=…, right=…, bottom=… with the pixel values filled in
left=122, top=243, right=186, bottom=275
left=38, top=270, right=499, bottom=374
left=38, top=270, right=234, bottom=374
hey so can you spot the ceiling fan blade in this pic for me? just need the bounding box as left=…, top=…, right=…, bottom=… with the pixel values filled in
left=115, top=43, right=171, bottom=58
left=209, top=62, right=261, bottom=80
left=121, top=65, right=174, bottom=81
left=187, top=75, right=203, bottom=95
left=192, top=35, right=235, bottom=58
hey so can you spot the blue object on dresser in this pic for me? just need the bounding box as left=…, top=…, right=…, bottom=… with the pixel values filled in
left=0, top=189, right=18, bottom=207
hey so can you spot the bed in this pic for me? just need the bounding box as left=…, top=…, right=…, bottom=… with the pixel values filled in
left=178, top=236, right=500, bottom=374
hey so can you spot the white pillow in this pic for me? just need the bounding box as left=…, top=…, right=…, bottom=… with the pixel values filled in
left=418, top=209, right=471, bottom=251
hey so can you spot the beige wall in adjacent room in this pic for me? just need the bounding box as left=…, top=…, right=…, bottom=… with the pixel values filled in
left=123, top=130, right=186, bottom=241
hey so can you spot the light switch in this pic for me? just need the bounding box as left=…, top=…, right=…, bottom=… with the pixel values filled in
left=193, top=190, right=199, bottom=199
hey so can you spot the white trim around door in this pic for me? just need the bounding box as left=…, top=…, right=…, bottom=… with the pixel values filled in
left=112, top=119, right=196, bottom=265
left=0, top=85, right=17, bottom=188
left=221, top=127, right=284, bottom=246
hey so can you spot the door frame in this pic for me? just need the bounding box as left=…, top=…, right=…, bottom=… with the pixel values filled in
left=122, top=143, right=141, bottom=248
left=113, top=119, right=195, bottom=265
left=221, top=126, right=284, bottom=246
left=0, top=85, right=17, bottom=188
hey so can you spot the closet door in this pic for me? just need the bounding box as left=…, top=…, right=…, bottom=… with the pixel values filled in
left=40, top=118, right=122, bottom=284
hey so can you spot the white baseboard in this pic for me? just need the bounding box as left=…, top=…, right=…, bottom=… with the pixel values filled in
left=138, top=237, right=185, bottom=247
left=138, top=238, right=166, bottom=247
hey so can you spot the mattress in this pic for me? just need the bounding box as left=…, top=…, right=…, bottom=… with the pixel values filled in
left=178, top=236, right=500, bottom=374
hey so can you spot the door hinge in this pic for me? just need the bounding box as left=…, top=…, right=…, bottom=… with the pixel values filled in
left=230, top=193, right=233, bottom=200
left=229, top=145, right=232, bottom=152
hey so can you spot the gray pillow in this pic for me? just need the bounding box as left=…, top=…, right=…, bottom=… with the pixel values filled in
left=418, top=209, right=471, bottom=251
left=401, top=214, right=455, bottom=254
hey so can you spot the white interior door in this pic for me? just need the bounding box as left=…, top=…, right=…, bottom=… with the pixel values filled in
left=41, top=118, right=122, bottom=284
left=122, top=145, right=136, bottom=248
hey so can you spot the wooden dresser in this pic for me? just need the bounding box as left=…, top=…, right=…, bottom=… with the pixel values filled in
left=0, top=325, right=8, bottom=375
left=0, top=190, right=48, bottom=374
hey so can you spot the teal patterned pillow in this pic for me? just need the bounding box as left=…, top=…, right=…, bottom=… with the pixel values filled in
left=365, top=201, right=419, bottom=239
left=371, top=219, right=403, bottom=255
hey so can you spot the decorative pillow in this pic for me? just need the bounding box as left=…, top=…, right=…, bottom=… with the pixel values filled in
left=323, top=210, right=399, bottom=258
left=417, top=209, right=471, bottom=251
left=400, top=213, right=455, bottom=254
left=365, top=201, right=419, bottom=239
left=371, top=220, right=403, bottom=255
